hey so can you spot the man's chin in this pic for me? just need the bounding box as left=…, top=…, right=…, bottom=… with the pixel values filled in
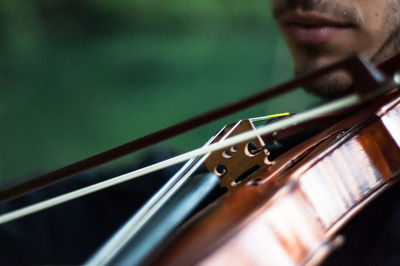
left=300, top=70, right=353, bottom=99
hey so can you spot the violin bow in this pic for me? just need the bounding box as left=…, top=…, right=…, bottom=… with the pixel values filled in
left=1, top=52, right=398, bottom=226
left=0, top=55, right=389, bottom=204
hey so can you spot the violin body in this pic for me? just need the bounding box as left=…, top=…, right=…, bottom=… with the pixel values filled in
left=152, top=88, right=400, bottom=265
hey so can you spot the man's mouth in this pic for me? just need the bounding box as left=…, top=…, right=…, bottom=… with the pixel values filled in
left=280, top=12, right=354, bottom=45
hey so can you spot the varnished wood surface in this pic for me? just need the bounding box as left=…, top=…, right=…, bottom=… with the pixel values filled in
left=153, top=88, right=400, bottom=266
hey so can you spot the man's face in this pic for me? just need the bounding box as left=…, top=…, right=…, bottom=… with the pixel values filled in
left=271, top=0, right=400, bottom=97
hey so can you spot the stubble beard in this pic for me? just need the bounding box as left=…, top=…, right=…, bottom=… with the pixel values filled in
left=370, top=1, right=400, bottom=64
left=293, top=1, right=400, bottom=99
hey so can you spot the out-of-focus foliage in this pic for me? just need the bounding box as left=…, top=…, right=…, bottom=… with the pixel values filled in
left=0, top=0, right=273, bottom=38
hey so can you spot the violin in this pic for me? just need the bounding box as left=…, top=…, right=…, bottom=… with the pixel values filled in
left=1, top=52, right=400, bottom=265
left=85, top=54, right=400, bottom=265
left=152, top=78, right=400, bottom=266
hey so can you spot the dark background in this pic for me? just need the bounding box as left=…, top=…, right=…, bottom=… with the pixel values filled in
left=0, top=0, right=319, bottom=185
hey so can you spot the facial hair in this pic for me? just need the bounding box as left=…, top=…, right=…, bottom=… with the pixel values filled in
left=273, top=0, right=365, bottom=25
left=371, top=0, right=400, bottom=65
left=273, top=0, right=400, bottom=98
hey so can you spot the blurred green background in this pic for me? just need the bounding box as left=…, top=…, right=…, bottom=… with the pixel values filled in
left=0, top=0, right=319, bottom=185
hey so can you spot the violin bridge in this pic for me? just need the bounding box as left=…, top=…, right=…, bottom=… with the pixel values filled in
left=204, top=119, right=272, bottom=191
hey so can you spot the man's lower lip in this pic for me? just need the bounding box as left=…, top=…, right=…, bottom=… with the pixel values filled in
left=285, top=25, right=349, bottom=45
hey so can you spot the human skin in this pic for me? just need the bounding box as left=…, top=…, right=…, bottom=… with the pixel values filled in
left=271, top=0, right=400, bottom=97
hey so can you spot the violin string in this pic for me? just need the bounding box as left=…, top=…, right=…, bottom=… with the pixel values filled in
left=0, top=94, right=363, bottom=225
left=86, top=156, right=209, bottom=266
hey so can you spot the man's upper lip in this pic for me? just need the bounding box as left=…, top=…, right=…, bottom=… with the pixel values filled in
left=280, top=11, right=352, bottom=27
